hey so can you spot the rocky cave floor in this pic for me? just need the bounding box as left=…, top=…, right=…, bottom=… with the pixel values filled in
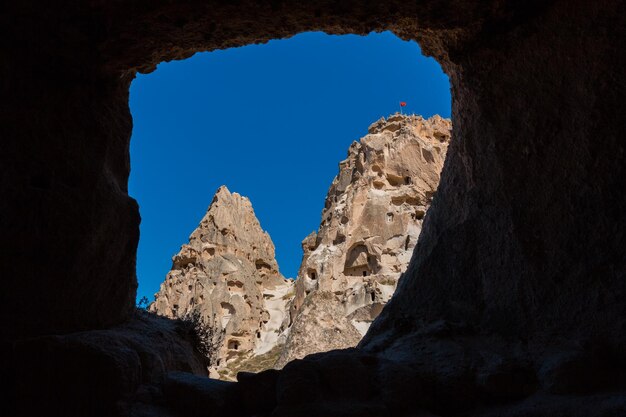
left=10, top=310, right=625, bottom=417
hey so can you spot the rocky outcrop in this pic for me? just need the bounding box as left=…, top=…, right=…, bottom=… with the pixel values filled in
left=150, top=114, right=451, bottom=374
left=8, top=311, right=206, bottom=417
left=278, top=114, right=450, bottom=365
left=150, top=186, right=293, bottom=380
left=5, top=1, right=626, bottom=416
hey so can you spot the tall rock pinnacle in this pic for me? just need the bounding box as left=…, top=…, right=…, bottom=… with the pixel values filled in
left=276, top=113, right=451, bottom=366
left=150, top=114, right=451, bottom=378
left=150, top=186, right=294, bottom=379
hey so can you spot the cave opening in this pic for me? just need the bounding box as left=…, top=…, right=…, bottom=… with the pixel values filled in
left=129, top=31, right=451, bottom=306
left=6, top=3, right=624, bottom=416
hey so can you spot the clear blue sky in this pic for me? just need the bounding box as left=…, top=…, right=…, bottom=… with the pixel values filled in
left=130, top=31, right=450, bottom=302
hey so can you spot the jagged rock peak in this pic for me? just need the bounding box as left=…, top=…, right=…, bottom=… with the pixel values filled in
left=278, top=113, right=451, bottom=366
left=366, top=113, right=450, bottom=135
left=187, top=185, right=279, bottom=274
left=150, top=186, right=293, bottom=380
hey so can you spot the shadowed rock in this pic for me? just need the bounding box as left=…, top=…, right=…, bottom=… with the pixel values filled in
left=3, top=0, right=626, bottom=416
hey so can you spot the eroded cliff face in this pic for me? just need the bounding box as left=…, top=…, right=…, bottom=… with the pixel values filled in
left=278, top=114, right=450, bottom=365
left=149, top=114, right=450, bottom=376
left=150, top=186, right=293, bottom=380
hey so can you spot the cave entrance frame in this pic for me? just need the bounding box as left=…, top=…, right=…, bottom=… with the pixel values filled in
left=129, top=29, right=449, bottom=305
left=0, top=1, right=543, bottom=337
left=7, top=3, right=624, bottom=359
left=104, top=5, right=464, bottom=333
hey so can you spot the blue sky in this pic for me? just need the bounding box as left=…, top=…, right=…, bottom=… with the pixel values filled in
left=130, top=31, right=451, bottom=301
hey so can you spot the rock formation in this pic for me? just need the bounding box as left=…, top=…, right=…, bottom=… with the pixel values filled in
left=5, top=2, right=626, bottom=416
left=150, top=114, right=450, bottom=376
left=150, top=186, right=293, bottom=380
left=278, top=114, right=450, bottom=365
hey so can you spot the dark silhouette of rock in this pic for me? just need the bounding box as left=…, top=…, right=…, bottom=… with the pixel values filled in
left=7, top=312, right=206, bottom=417
left=162, top=372, right=244, bottom=417
left=3, top=1, right=626, bottom=416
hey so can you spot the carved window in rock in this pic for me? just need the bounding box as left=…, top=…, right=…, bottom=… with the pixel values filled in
left=386, top=213, right=394, bottom=223
left=308, top=269, right=317, bottom=280
left=344, top=244, right=375, bottom=277
left=386, top=174, right=403, bottom=187
left=333, top=233, right=346, bottom=245
left=221, top=302, right=235, bottom=328
left=227, top=340, right=240, bottom=350
left=202, top=247, right=216, bottom=260
left=227, top=280, right=244, bottom=293
left=255, top=259, right=272, bottom=277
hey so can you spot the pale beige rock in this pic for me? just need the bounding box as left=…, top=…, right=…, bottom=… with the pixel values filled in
left=150, top=186, right=294, bottom=379
left=277, top=114, right=450, bottom=366
left=150, top=114, right=450, bottom=376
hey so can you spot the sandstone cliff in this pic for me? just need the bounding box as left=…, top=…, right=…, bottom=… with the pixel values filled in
left=150, top=186, right=294, bottom=380
left=277, top=113, right=451, bottom=366
left=151, top=114, right=451, bottom=376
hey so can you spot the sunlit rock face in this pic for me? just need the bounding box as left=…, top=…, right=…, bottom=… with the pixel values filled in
left=278, top=114, right=450, bottom=366
left=150, top=186, right=294, bottom=379
left=149, top=114, right=450, bottom=376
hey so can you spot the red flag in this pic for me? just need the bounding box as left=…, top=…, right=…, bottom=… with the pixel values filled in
left=400, top=101, right=407, bottom=107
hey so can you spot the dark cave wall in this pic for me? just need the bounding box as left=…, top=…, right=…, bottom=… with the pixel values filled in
left=1, top=3, right=140, bottom=339
left=2, top=0, right=625, bottom=370
left=1, top=0, right=539, bottom=340
left=3, top=1, right=626, bottom=416
left=363, top=0, right=626, bottom=357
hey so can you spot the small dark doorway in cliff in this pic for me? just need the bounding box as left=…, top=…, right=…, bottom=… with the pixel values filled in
left=129, top=31, right=451, bottom=303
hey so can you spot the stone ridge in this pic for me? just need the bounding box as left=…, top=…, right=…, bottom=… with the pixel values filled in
left=150, top=186, right=294, bottom=380
left=277, top=113, right=451, bottom=366
left=149, top=114, right=451, bottom=378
